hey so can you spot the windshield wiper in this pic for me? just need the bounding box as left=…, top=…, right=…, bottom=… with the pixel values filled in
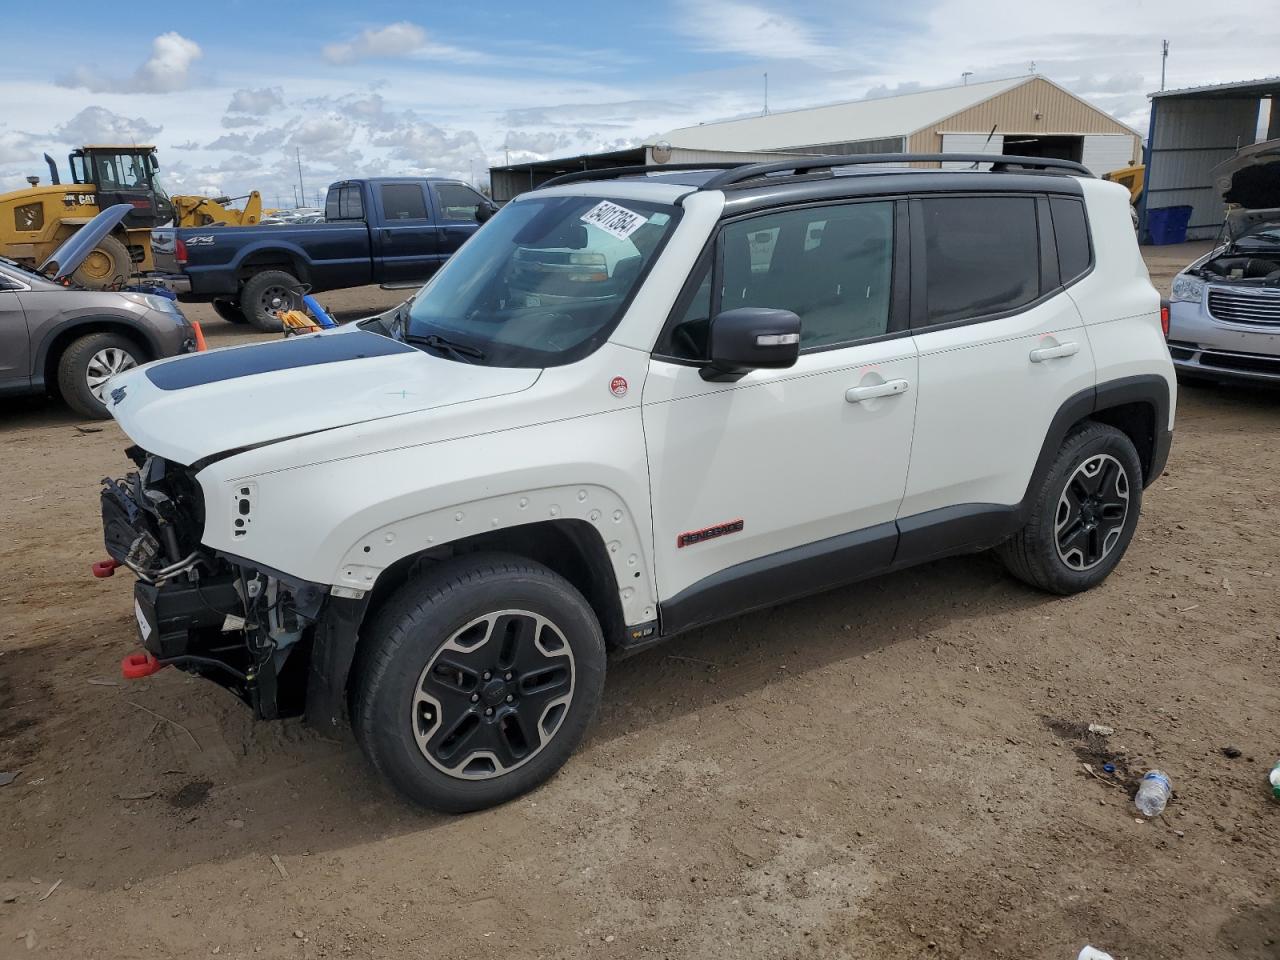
left=405, top=332, right=486, bottom=363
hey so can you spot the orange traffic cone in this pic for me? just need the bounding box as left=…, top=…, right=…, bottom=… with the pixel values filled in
left=191, top=320, right=208, bottom=352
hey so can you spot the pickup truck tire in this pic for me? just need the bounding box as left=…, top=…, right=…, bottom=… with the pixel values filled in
left=57, top=331, right=143, bottom=419
left=211, top=299, right=248, bottom=324
left=352, top=553, right=606, bottom=813
left=997, top=423, right=1142, bottom=595
left=240, top=270, right=302, bottom=332
left=70, top=235, right=131, bottom=290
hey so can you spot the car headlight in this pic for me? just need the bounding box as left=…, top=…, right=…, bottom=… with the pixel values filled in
left=1170, top=274, right=1205, bottom=303
left=120, top=291, right=181, bottom=313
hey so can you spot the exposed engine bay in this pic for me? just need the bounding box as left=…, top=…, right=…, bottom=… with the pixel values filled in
left=1192, top=252, right=1280, bottom=287
left=100, top=447, right=326, bottom=718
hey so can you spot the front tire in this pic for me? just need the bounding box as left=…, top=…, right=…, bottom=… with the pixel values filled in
left=240, top=270, right=302, bottom=332
left=69, top=234, right=131, bottom=289
left=352, top=554, right=606, bottom=813
left=997, top=422, right=1143, bottom=595
left=56, top=331, right=143, bottom=419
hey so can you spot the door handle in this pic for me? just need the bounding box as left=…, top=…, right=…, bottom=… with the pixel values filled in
left=845, top=379, right=910, bottom=403
left=1029, top=341, right=1079, bottom=363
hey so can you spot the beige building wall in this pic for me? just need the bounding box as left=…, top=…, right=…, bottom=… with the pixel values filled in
left=906, top=77, right=1141, bottom=165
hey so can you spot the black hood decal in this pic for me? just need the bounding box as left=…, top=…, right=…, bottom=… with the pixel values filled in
left=146, top=331, right=415, bottom=391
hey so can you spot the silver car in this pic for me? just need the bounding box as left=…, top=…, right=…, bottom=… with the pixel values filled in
left=1168, top=140, right=1280, bottom=384
left=0, top=205, right=195, bottom=418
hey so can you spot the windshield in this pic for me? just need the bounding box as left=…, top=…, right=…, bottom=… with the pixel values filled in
left=0, top=256, right=44, bottom=281
left=407, top=194, right=680, bottom=366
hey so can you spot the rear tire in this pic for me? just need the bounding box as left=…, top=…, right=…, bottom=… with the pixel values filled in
left=69, top=234, right=131, bottom=290
left=352, top=553, right=606, bottom=813
left=56, top=331, right=144, bottom=419
left=240, top=270, right=302, bottom=332
left=211, top=299, right=248, bottom=324
left=997, top=422, right=1143, bottom=595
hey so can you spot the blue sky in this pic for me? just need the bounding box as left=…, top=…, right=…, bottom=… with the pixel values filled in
left=0, top=1, right=1276, bottom=204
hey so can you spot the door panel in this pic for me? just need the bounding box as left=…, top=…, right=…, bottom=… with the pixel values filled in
left=0, top=288, right=31, bottom=389
left=899, top=193, right=1096, bottom=517
left=373, top=182, right=440, bottom=283
left=643, top=339, right=918, bottom=604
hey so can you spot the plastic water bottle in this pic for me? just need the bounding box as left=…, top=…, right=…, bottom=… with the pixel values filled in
left=1269, top=761, right=1280, bottom=800
left=1135, top=770, right=1172, bottom=817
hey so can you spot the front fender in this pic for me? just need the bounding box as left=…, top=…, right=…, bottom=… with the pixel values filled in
left=331, top=483, right=656, bottom=626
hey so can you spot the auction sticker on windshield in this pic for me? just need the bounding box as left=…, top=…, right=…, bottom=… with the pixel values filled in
left=581, top=201, right=647, bottom=240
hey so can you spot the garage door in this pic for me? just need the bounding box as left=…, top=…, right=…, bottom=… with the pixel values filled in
left=1082, top=135, right=1137, bottom=177
left=940, top=133, right=1005, bottom=169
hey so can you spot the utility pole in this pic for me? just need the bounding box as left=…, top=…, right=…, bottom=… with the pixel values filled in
left=295, top=148, right=305, bottom=210
left=962, top=71, right=973, bottom=86
left=762, top=72, right=769, bottom=115
left=1160, top=39, right=1170, bottom=91
left=503, top=145, right=510, bottom=166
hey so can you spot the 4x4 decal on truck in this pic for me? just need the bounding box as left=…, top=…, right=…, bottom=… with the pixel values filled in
left=677, top=519, right=744, bottom=548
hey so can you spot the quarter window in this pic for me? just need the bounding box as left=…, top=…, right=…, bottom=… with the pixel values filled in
left=918, top=196, right=1040, bottom=325
left=720, top=202, right=895, bottom=350
left=381, top=183, right=428, bottom=220
left=1050, top=197, right=1092, bottom=285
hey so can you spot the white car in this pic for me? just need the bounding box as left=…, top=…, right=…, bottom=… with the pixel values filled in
left=96, top=154, right=1175, bottom=812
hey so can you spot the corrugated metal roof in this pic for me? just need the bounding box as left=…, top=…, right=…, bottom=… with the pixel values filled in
left=659, top=77, right=1030, bottom=151
left=1151, top=77, right=1280, bottom=100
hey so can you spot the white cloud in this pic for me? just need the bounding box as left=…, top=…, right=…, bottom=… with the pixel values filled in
left=55, top=106, right=162, bottom=144
left=321, top=21, right=479, bottom=65
left=227, top=87, right=285, bottom=115
left=205, top=129, right=288, bottom=155
left=676, top=1, right=836, bottom=61
left=59, top=32, right=202, bottom=94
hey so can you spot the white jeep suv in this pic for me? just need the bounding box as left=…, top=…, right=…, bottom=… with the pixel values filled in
left=97, top=154, right=1175, bottom=812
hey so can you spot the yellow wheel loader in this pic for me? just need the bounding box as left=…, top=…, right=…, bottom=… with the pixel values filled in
left=1, top=145, right=263, bottom=289
left=0, top=145, right=175, bottom=288
left=170, top=191, right=263, bottom=227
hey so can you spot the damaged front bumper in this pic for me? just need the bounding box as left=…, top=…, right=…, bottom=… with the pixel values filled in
left=99, top=448, right=365, bottom=725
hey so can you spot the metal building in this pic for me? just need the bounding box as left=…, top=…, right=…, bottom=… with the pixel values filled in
left=1143, top=78, right=1280, bottom=241
left=489, top=76, right=1141, bottom=201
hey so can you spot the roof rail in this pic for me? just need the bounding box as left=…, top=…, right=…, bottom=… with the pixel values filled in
left=539, top=162, right=743, bottom=189
left=699, top=153, right=1093, bottom=190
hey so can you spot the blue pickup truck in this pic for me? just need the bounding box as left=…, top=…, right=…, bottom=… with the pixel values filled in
left=153, top=177, right=496, bottom=330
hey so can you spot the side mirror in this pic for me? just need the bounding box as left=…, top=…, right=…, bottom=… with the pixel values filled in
left=700, top=307, right=801, bottom=382
left=475, top=202, right=497, bottom=224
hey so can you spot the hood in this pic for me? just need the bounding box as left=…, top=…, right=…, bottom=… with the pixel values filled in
left=38, top=203, right=133, bottom=280
left=1214, top=139, right=1280, bottom=212
left=1222, top=207, right=1280, bottom=245
left=105, top=328, right=541, bottom=465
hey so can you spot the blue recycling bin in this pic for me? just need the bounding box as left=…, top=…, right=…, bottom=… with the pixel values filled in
left=1147, top=205, right=1193, bottom=245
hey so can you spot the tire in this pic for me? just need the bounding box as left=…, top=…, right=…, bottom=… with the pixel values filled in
left=69, top=234, right=131, bottom=290
left=352, top=553, right=606, bottom=813
left=56, top=331, right=144, bottom=419
left=997, top=422, right=1143, bottom=595
left=211, top=298, right=248, bottom=324
left=239, top=270, right=302, bottom=332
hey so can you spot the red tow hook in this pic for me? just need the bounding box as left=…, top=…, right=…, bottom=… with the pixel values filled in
left=121, top=652, right=166, bottom=680
left=92, top=558, right=120, bottom=578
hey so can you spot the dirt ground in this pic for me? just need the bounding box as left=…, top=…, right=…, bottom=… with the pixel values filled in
left=4, top=246, right=1280, bottom=960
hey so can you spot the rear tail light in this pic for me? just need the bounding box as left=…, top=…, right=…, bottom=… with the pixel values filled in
left=175, top=237, right=188, bottom=265
left=1160, top=302, right=1170, bottom=339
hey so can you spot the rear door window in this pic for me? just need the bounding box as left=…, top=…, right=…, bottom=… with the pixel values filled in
left=381, top=183, right=428, bottom=221
left=916, top=196, right=1040, bottom=326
